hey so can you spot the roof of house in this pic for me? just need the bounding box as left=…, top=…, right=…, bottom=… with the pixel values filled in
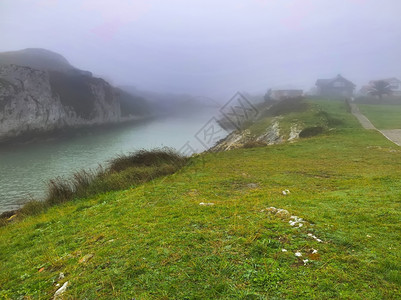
left=316, top=74, right=356, bottom=87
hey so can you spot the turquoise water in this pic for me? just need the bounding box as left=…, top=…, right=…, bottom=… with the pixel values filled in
left=0, top=108, right=226, bottom=213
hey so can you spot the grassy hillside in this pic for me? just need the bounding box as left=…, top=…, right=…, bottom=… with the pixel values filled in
left=1, top=99, right=400, bottom=299
left=357, top=103, right=401, bottom=129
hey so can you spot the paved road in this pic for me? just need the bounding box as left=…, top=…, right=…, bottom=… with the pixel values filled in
left=350, top=103, right=401, bottom=146
left=350, top=103, right=376, bottom=129
left=380, top=130, right=401, bottom=146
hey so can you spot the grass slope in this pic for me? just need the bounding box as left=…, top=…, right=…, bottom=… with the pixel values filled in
left=357, top=104, right=401, bottom=129
left=1, top=100, right=401, bottom=299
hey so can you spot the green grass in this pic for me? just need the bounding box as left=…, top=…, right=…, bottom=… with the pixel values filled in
left=0, top=99, right=401, bottom=299
left=358, top=104, right=401, bottom=129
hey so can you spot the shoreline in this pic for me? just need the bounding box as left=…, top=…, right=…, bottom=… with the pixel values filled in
left=0, top=107, right=220, bottom=215
left=0, top=114, right=155, bottom=147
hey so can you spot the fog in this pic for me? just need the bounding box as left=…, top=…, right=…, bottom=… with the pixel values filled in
left=1, top=0, right=401, bottom=100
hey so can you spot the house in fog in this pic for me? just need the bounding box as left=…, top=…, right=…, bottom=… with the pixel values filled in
left=268, top=89, right=303, bottom=101
left=315, top=74, right=355, bottom=97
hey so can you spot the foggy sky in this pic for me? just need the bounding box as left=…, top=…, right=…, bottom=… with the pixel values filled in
left=1, top=0, right=401, bottom=100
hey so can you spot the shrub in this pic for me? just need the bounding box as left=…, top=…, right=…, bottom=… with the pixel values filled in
left=46, top=178, right=75, bottom=205
left=108, top=148, right=187, bottom=172
left=299, top=126, right=324, bottom=138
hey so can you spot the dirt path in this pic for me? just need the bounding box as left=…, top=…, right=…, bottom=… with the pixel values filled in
left=350, top=103, right=401, bottom=146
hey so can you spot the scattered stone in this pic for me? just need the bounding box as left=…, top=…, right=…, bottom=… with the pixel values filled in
left=282, top=189, right=290, bottom=195
left=79, top=253, right=94, bottom=264
left=276, top=209, right=290, bottom=219
left=53, top=281, right=68, bottom=299
left=307, top=233, right=323, bottom=243
left=303, top=259, right=309, bottom=265
left=58, top=272, right=64, bottom=280
left=295, top=251, right=302, bottom=257
left=312, top=249, right=318, bottom=254
left=261, top=207, right=290, bottom=219
left=289, top=216, right=304, bottom=227
left=366, top=234, right=371, bottom=238
left=247, top=183, right=258, bottom=189
left=281, top=249, right=287, bottom=252
left=199, top=202, right=215, bottom=206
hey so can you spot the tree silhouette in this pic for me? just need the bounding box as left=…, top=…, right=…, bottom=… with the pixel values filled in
left=368, top=80, right=393, bottom=100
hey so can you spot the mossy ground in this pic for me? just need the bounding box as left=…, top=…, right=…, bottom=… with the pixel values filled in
left=0, top=100, right=400, bottom=299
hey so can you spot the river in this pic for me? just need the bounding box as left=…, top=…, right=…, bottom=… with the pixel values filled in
left=0, top=108, right=228, bottom=213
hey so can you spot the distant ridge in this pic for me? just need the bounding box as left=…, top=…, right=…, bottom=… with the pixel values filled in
left=0, top=48, right=74, bottom=72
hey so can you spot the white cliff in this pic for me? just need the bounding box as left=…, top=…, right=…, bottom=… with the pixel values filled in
left=0, top=64, right=141, bottom=142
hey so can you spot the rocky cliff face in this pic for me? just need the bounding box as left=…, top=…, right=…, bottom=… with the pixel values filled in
left=0, top=64, right=65, bottom=139
left=0, top=64, right=142, bottom=142
left=0, top=48, right=150, bottom=142
left=210, top=118, right=302, bottom=152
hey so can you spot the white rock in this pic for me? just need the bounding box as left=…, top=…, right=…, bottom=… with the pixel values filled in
left=295, top=251, right=302, bottom=257
left=282, top=189, right=290, bottom=195
left=53, top=281, right=68, bottom=299
left=199, top=202, right=214, bottom=206
left=281, top=249, right=287, bottom=252
left=307, top=233, right=323, bottom=243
